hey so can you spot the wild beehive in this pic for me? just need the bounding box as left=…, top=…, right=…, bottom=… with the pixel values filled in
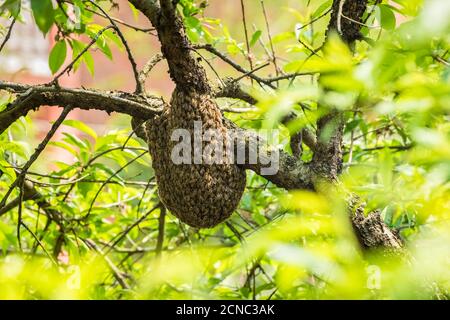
left=145, top=88, right=246, bottom=228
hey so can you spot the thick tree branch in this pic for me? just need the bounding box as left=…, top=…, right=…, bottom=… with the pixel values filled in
left=312, top=0, right=369, bottom=180
left=224, top=119, right=315, bottom=190
left=317, top=1, right=403, bottom=252
left=349, top=197, right=403, bottom=252
left=312, top=110, right=344, bottom=181
left=0, top=81, right=164, bottom=135
left=0, top=83, right=324, bottom=237
left=128, top=0, right=160, bottom=22
left=214, top=78, right=258, bottom=105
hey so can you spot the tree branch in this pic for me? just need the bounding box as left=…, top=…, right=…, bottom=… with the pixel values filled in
left=0, top=81, right=164, bottom=135
left=317, top=1, right=404, bottom=252
left=0, top=16, right=16, bottom=54
left=87, top=0, right=143, bottom=93
left=224, top=119, right=315, bottom=190
left=214, top=78, right=258, bottom=105
left=312, top=0, right=369, bottom=181
left=138, top=53, right=164, bottom=91
left=128, top=0, right=160, bottom=23
left=0, top=107, right=72, bottom=209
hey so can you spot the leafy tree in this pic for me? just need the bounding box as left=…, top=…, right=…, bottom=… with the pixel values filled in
left=0, top=0, right=448, bottom=299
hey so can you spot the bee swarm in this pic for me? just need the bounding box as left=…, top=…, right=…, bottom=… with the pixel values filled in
left=145, top=89, right=246, bottom=228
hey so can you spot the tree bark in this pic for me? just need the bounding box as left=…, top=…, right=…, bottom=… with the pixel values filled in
left=320, top=0, right=403, bottom=252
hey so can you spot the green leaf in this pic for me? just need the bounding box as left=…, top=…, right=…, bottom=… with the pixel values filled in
left=2, top=141, right=28, bottom=159
left=83, top=50, right=95, bottom=75
left=379, top=4, right=396, bottom=30
left=49, top=40, right=67, bottom=74
left=345, top=119, right=362, bottom=134
left=312, top=0, right=332, bottom=18
left=128, top=2, right=140, bottom=20
left=104, top=29, right=124, bottom=51
left=272, top=31, right=295, bottom=43
left=49, top=141, right=78, bottom=157
left=96, top=37, right=113, bottom=60
left=63, top=120, right=98, bottom=139
left=250, top=30, right=262, bottom=47
left=62, top=132, right=89, bottom=150
left=92, top=163, right=122, bottom=180
left=0, top=0, right=21, bottom=17
left=226, top=43, right=242, bottom=55
left=71, top=37, right=95, bottom=75
left=69, top=39, right=84, bottom=72
left=30, top=0, right=55, bottom=35
left=70, top=40, right=94, bottom=75
left=185, top=16, right=200, bottom=29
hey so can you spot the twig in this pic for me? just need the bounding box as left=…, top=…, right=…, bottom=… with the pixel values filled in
left=252, top=24, right=284, bottom=80
left=98, top=241, right=155, bottom=254
left=261, top=0, right=281, bottom=81
left=348, top=129, right=355, bottom=164
left=240, top=0, right=253, bottom=76
left=362, top=0, right=381, bottom=24
left=233, top=62, right=270, bottom=82
left=0, top=107, right=72, bottom=210
left=20, top=222, right=59, bottom=266
left=57, top=0, right=76, bottom=25
left=296, top=8, right=332, bottom=32
left=155, top=205, right=166, bottom=257
left=26, top=176, right=154, bottom=188
left=137, top=176, right=156, bottom=217
left=343, top=144, right=413, bottom=154
left=75, top=2, right=156, bottom=34
left=267, top=288, right=278, bottom=300
left=0, top=16, right=16, bottom=53
left=297, top=37, right=322, bottom=57
left=84, top=239, right=131, bottom=290
left=87, top=0, right=142, bottom=93
left=191, top=48, right=225, bottom=86
left=60, top=146, right=147, bottom=202
left=51, top=26, right=115, bottom=84
left=0, top=177, right=64, bottom=225
left=193, top=44, right=274, bottom=88
left=104, top=203, right=161, bottom=255
left=268, top=71, right=315, bottom=82
left=341, top=13, right=380, bottom=28
left=84, top=151, right=148, bottom=219
left=17, top=179, right=25, bottom=250
left=225, top=221, right=245, bottom=243
left=138, top=53, right=164, bottom=90
left=433, top=54, right=450, bottom=67
left=337, top=0, right=346, bottom=36
left=260, top=0, right=279, bottom=78
left=194, top=45, right=314, bottom=87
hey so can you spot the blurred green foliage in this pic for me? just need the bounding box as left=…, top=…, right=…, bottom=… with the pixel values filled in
left=0, top=0, right=449, bottom=299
